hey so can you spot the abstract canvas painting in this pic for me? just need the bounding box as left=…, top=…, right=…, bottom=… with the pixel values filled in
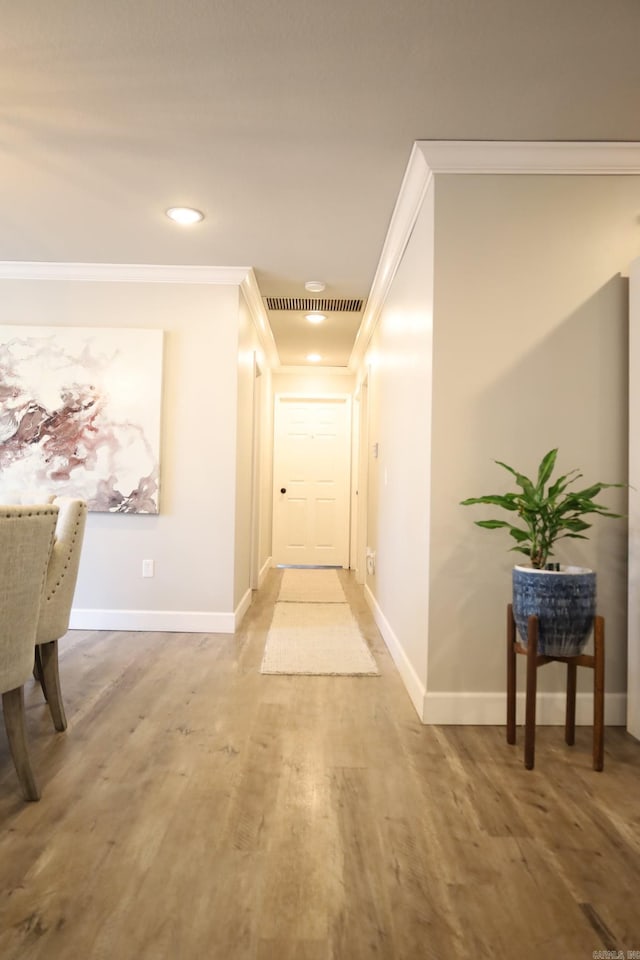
left=0, top=326, right=163, bottom=513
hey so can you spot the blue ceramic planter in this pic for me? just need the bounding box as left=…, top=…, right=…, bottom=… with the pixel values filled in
left=512, top=564, right=596, bottom=657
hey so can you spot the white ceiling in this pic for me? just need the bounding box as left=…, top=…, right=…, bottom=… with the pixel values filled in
left=3, top=1, right=640, bottom=366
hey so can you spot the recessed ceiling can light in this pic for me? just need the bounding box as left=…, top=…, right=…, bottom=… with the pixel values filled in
left=165, top=206, right=205, bottom=225
left=306, top=313, right=325, bottom=324
left=305, top=280, right=326, bottom=293
left=307, top=353, right=322, bottom=363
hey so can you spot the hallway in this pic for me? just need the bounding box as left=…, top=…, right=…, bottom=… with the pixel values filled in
left=0, top=569, right=639, bottom=958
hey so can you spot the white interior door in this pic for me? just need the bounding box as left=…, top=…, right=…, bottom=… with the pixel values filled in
left=272, top=396, right=351, bottom=567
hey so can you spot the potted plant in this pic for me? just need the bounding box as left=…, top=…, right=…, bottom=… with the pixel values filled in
left=461, top=448, right=623, bottom=656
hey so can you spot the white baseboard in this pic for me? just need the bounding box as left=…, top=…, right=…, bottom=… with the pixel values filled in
left=363, top=587, right=627, bottom=727
left=234, top=589, right=253, bottom=630
left=423, top=691, right=627, bottom=726
left=258, top=556, right=272, bottom=588
left=69, top=608, right=236, bottom=634
left=364, top=584, right=426, bottom=721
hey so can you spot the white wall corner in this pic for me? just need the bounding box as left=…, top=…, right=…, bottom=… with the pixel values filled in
left=422, top=691, right=627, bottom=726
left=364, top=584, right=427, bottom=722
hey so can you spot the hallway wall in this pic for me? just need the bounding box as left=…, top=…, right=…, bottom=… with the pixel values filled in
left=236, top=291, right=272, bottom=605
left=357, top=171, right=640, bottom=724
left=0, top=273, right=263, bottom=631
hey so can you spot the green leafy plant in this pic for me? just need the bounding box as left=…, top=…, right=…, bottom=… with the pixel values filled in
left=460, top=448, right=623, bottom=569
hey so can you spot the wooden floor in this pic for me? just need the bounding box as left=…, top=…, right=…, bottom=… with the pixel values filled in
left=1, top=570, right=639, bottom=959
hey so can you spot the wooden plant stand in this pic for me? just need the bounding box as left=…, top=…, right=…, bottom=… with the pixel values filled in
left=506, top=604, right=605, bottom=771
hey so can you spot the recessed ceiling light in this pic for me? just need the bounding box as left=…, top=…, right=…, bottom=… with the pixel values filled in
left=305, top=280, right=326, bottom=293
left=306, top=313, right=325, bottom=324
left=307, top=353, right=322, bottom=363
left=165, top=206, right=205, bottom=225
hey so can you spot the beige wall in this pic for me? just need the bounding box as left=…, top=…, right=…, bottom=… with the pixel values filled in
left=428, top=174, right=636, bottom=713
left=0, top=277, right=249, bottom=630
left=357, top=171, right=637, bottom=724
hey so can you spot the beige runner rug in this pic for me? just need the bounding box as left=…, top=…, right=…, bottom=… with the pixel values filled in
left=277, top=568, right=346, bottom=603
left=260, top=600, right=379, bottom=676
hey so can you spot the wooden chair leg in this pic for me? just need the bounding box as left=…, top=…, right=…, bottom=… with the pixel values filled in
left=507, top=604, right=516, bottom=744
left=37, top=641, right=67, bottom=732
left=33, top=647, right=42, bottom=685
left=565, top=661, right=577, bottom=746
left=2, top=688, right=41, bottom=801
left=593, top=616, right=605, bottom=771
left=524, top=615, right=538, bottom=770
left=33, top=645, right=49, bottom=701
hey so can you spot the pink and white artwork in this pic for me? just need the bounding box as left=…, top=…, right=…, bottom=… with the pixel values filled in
left=0, top=326, right=163, bottom=513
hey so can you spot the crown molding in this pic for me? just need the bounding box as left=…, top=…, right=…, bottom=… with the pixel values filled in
left=349, top=139, right=640, bottom=373
left=0, top=260, right=281, bottom=369
left=349, top=143, right=432, bottom=371
left=239, top=268, right=280, bottom=368
left=0, top=261, right=251, bottom=284
left=416, top=139, right=640, bottom=174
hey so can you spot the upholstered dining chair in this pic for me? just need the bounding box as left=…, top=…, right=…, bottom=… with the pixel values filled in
left=0, top=503, right=59, bottom=801
left=33, top=498, right=88, bottom=733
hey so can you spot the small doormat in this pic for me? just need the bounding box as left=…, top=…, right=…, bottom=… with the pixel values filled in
left=260, top=602, right=379, bottom=676
left=277, top=568, right=346, bottom=603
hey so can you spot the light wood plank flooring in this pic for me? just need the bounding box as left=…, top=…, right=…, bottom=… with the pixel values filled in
left=0, top=570, right=639, bottom=959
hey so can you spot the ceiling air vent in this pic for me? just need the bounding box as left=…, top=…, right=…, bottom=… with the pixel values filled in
left=264, top=297, right=364, bottom=312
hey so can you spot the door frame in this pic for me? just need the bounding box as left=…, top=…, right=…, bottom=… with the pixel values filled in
left=249, top=353, right=263, bottom=589
left=353, top=375, right=369, bottom=583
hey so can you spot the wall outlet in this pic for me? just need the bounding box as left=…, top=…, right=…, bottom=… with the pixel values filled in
left=142, top=559, right=154, bottom=578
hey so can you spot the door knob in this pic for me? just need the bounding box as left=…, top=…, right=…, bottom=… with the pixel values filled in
left=280, top=487, right=287, bottom=494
